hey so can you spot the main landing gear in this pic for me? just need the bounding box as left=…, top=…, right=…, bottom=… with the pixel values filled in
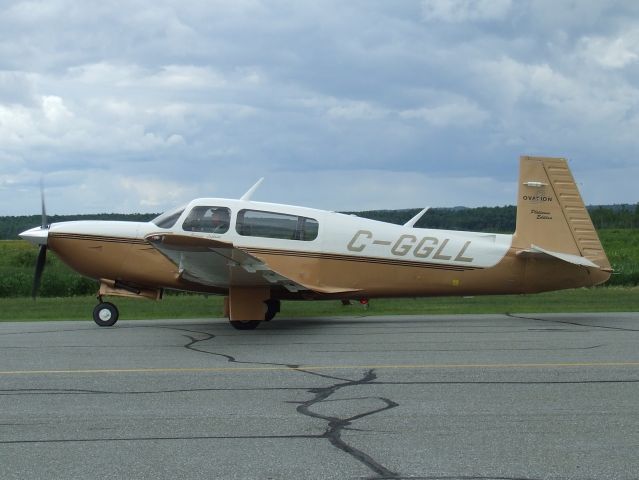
left=264, top=299, right=280, bottom=322
left=93, top=302, right=119, bottom=327
left=228, top=297, right=280, bottom=330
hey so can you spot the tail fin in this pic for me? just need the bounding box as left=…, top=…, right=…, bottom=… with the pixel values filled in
left=512, top=156, right=611, bottom=271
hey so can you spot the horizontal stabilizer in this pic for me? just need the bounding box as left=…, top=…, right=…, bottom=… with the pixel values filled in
left=516, top=244, right=606, bottom=269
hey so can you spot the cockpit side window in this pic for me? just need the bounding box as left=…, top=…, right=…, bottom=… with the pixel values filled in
left=182, top=206, right=231, bottom=234
left=151, top=206, right=185, bottom=229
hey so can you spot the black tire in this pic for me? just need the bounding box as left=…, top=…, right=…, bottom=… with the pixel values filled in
left=264, top=299, right=280, bottom=322
left=93, top=302, right=119, bottom=327
left=230, top=320, right=260, bottom=330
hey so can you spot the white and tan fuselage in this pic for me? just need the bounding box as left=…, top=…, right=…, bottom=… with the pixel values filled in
left=23, top=200, right=607, bottom=300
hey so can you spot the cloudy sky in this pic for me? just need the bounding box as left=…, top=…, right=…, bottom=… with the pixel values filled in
left=1, top=0, right=638, bottom=215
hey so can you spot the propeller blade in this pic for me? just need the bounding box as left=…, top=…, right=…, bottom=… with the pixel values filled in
left=40, top=179, right=48, bottom=229
left=32, top=245, right=47, bottom=299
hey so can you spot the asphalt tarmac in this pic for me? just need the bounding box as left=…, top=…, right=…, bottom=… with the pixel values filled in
left=2, top=312, right=639, bottom=480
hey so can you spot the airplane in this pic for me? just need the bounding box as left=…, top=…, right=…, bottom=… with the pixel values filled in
left=20, top=156, right=612, bottom=330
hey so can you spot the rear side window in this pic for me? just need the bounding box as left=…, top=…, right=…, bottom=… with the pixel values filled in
left=236, top=209, right=318, bottom=241
left=182, top=206, right=231, bottom=234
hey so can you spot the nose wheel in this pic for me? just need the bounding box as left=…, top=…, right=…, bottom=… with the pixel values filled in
left=93, top=302, right=119, bottom=327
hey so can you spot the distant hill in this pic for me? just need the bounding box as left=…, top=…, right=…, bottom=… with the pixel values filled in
left=1, top=204, right=636, bottom=240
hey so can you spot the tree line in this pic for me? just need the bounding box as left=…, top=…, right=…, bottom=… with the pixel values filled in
left=0, top=204, right=637, bottom=239
left=0, top=213, right=157, bottom=240
left=348, top=203, right=639, bottom=232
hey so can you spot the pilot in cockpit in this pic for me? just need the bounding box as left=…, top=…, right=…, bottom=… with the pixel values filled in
left=210, top=208, right=230, bottom=233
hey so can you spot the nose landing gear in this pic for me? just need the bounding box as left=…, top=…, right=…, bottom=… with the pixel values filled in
left=93, top=302, right=119, bottom=327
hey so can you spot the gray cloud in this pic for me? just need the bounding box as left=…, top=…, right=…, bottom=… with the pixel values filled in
left=0, top=0, right=637, bottom=215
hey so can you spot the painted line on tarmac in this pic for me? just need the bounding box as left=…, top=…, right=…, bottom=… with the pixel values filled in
left=2, top=361, right=639, bottom=376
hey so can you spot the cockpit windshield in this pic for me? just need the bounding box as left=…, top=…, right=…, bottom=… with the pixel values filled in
left=151, top=205, right=186, bottom=229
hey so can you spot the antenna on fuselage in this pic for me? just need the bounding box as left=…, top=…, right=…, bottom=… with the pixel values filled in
left=404, top=207, right=430, bottom=227
left=240, top=178, right=264, bottom=201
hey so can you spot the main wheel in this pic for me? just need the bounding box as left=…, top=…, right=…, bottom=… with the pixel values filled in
left=93, top=302, right=119, bottom=327
left=230, top=320, right=260, bottom=330
left=264, top=299, right=280, bottom=321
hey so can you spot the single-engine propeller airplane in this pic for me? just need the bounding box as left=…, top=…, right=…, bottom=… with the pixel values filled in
left=21, top=156, right=611, bottom=329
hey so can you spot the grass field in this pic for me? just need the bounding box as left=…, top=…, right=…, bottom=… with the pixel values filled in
left=0, top=239, right=94, bottom=297
left=598, top=229, right=639, bottom=284
left=0, top=286, right=636, bottom=322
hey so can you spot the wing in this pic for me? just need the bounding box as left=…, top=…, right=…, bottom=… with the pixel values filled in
left=145, top=233, right=358, bottom=294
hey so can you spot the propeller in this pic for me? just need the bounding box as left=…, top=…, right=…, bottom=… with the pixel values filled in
left=40, top=178, right=48, bottom=229
left=32, top=180, right=49, bottom=299
left=32, top=244, right=47, bottom=299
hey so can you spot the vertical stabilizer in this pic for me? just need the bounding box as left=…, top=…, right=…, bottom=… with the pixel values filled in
left=512, top=156, right=611, bottom=270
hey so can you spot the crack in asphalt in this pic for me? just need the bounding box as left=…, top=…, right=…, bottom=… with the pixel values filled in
left=0, top=434, right=319, bottom=445
left=294, top=368, right=400, bottom=479
left=506, top=313, right=639, bottom=332
left=157, top=325, right=401, bottom=479
left=4, top=375, right=639, bottom=397
left=314, top=344, right=604, bottom=353
left=153, top=325, right=302, bottom=369
left=0, top=326, right=98, bottom=337
left=372, top=379, right=639, bottom=385
left=0, top=386, right=309, bottom=395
